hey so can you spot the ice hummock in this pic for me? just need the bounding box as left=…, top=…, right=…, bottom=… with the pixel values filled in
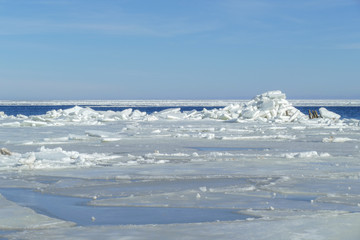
left=0, top=91, right=313, bottom=126
left=237, top=90, right=305, bottom=122
left=319, top=107, right=341, bottom=120
left=0, top=90, right=354, bottom=128
left=0, top=146, right=120, bottom=170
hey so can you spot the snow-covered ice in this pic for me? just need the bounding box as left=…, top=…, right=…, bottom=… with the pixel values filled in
left=1, top=90, right=360, bottom=239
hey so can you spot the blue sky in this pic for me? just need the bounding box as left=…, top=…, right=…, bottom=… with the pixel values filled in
left=1, top=0, right=360, bottom=100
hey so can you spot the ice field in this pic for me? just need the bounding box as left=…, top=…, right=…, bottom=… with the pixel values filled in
left=1, top=91, right=360, bottom=239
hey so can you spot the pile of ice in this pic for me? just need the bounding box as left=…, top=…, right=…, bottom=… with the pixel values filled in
left=44, top=106, right=147, bottom=123
left=0, top=146, right=118, bottom=170
left=0, top=106, right=149, bottom=127
left=206, top=90, right=306, bottom=122
left=144, top=90, right=306, bottom=123
left=0, top=90, right=346, bottom=126
left=240, top=91, right=304, bottom=121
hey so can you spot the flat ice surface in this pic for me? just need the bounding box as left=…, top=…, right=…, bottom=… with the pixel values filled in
left=1, top=91, right=360, bottom=239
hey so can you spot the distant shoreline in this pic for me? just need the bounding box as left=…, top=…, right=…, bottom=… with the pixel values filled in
left=1, top=99, right=360, bottom=107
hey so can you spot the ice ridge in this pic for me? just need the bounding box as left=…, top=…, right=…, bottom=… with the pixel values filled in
left=0, top=91, right=348, bottom=127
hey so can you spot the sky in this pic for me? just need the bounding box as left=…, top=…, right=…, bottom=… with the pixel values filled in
left=1, top=0, right=360, bottom=100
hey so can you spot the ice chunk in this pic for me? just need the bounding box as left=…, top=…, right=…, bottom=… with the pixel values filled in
left=322, top=137, right=354, bottom=143
left=0, top=148, right=11, bottom=156
left=85, top=130, right=111, bottom=138
left=241, top=110, right=260, bottom=119
left=282, top=151, right=320, bottom=159
left=154, top=108, right=184, bottom=120
left=236, top=90, right=306, bottom=122
left=0, top=111, right=7, bottom=118
left=319, top=107, right=341, bottom=120
left=0, top=121, right=21, bottom=127
left=261, top=90, right=286, bottom=99
left=257, top=99, right=275, bottom=111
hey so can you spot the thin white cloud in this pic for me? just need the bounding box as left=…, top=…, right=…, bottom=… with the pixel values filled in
left=0, top=0, right=219, bottom=38
left=0, top=16, right=218, bottom=37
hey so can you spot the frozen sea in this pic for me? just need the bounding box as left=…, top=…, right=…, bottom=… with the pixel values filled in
left=1, top=92, right=360, bottom=239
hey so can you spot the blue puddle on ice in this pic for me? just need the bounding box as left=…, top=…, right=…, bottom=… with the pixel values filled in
left=0, top=188, right=250, bottom=226
left=193, top=147, right=270, bottom=151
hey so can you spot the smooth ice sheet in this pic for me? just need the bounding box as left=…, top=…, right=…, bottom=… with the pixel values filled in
left=0, top=193, right=74, bottom=230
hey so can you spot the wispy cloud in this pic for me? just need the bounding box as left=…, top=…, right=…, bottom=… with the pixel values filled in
left=0, top=16, right=218, bottom=37
left=0, top=0, right=219, bottom=37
